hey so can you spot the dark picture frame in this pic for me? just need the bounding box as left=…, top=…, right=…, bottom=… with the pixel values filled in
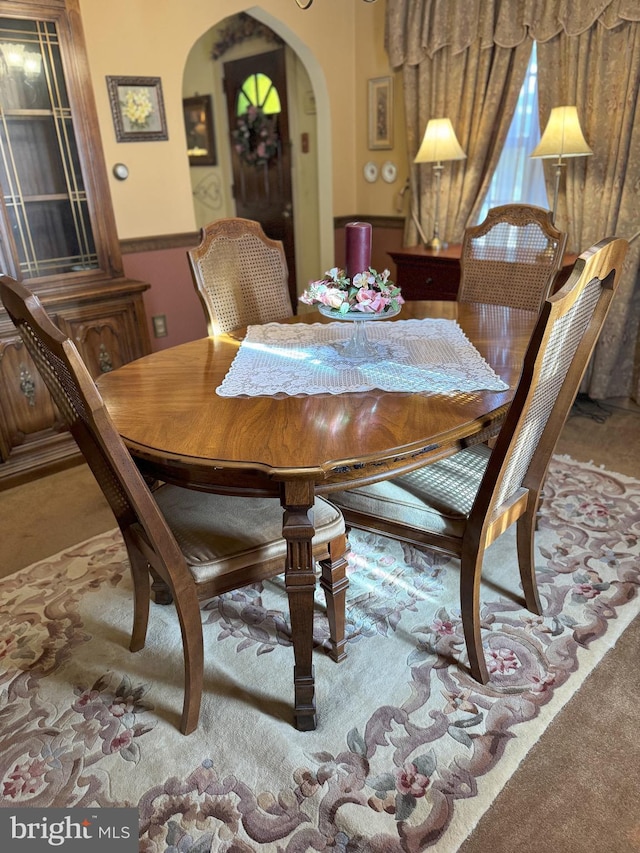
left=106, top=76, right=168, bottom=142
left=183, top=95, right=217, bottom=166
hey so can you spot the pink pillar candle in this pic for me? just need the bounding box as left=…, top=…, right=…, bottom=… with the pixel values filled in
left=345, top=221, right=372, bottom=280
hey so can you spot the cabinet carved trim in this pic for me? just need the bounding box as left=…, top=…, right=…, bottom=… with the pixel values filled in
left=0, top=278, right=150, bottom=486
left=98, top=344, right=113, bottom=373
left=19, top=363, right=36, bottom=406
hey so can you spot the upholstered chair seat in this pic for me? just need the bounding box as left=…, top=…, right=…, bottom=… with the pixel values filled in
left=154, top=487, right=345, bottom=585
left=330, top=444, right=491, bottom=542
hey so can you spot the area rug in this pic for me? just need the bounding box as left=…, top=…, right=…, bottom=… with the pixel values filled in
left=1, top=455, right=639, bottom=852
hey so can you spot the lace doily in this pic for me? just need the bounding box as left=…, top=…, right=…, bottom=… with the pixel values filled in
left=216, top=318, right=509, bottom=397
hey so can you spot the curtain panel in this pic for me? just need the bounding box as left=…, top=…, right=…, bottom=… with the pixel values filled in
left=537, top=23, right=640, bottom=399
left=388, top=0, right=640, bottom=400
left=385, top=0, right=640, bottom=66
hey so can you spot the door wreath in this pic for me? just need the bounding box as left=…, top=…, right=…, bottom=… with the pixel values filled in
left=232, top=105, right=279, bottom=166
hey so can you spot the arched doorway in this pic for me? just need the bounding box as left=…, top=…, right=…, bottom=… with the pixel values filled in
left=182, top=11, right=326, bottom=302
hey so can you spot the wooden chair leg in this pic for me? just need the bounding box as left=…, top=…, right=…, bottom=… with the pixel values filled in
left=125, top=545, right=151, bottom=653
left=460, top=548, right=490, bottom=685
left=319, top=532, right=349, bottom=663
left=517, top=506, right=543, bottom=615
left=172, top=584, right=205, bottom=736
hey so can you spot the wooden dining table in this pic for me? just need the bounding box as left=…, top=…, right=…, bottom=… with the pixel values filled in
left=96, top=300, right=537, bottom=731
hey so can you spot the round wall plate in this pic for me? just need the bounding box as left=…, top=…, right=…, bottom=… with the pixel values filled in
left=363, top=161, right=378, bottom=183
left=381, top=161, right=398, bottom=183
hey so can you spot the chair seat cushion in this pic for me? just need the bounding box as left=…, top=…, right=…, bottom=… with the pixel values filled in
left=154, top=487, right=344, bottom=583
left=330, top=444, right=491, bottom=539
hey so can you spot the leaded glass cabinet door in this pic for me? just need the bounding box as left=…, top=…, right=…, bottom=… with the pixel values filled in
left=0, top=2, right=121, bottom=284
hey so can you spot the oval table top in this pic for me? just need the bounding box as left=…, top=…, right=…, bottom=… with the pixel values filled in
left=97, top=300, right=537, bottom=495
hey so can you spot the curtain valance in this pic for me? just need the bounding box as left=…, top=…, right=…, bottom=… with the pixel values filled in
left=385, top=0, right=640, bottom=66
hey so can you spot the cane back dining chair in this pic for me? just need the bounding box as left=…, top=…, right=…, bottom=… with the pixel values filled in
left=0, top=277, right=348, bottom=735
left=330, top=237, right=628, bottom=685
left=458, top=204, right=568, bottom=312
left=188, top=217, right=293, bottom=335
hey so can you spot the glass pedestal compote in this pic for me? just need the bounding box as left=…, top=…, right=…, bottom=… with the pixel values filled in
left=319, top=304, right=402, bottom=359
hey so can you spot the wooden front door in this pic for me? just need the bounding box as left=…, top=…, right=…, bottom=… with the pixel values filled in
left=223, top=48, right=297, bottom=305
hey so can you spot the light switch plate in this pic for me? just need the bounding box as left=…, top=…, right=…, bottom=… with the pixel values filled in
left=152, top=315, right=168, bottom=337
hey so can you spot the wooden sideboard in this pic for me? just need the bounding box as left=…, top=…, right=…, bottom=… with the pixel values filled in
left=388, top=244, right=578, bottom=301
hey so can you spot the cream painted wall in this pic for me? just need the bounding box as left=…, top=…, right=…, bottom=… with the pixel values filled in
left=78, top=0, right=402, bottom=279
left=354, top=1, right=409, bottom=220
left=287, top=49, right=321, bottom=289
left=78, top=2, right=351, bottom=235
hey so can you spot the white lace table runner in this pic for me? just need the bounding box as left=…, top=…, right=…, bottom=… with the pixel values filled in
left=216, top=318, right=509, bottom=397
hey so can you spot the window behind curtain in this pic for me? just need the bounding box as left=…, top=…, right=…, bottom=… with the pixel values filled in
left=476, top=43, right=548, bottom=223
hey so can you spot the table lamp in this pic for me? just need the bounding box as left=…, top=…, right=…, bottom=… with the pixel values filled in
left=414, top=118, right=466, bottom=250
left=530, top=105, right=592, bottom=224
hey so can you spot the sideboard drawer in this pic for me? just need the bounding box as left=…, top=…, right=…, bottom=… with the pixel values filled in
left=388, top=246, right=462, bottom=300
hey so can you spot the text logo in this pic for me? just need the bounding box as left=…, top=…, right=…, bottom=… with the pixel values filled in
left=0, top=809, right=138, bottom=851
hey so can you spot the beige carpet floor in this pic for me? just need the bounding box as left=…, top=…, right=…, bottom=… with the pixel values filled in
left=1, top=398, right=639, bottom=851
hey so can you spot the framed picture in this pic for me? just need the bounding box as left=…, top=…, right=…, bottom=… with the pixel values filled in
left=368, top=76, right=393, bottom=150
left=183, top=95, right=217, bottom=166
left=106, top=76, right=168, bottom=142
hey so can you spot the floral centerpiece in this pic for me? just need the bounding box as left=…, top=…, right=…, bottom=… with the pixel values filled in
left=299, top=267, right=404, bottom=315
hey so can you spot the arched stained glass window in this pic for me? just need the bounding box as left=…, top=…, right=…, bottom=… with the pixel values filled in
left=236, top=73, right=281, bottom=116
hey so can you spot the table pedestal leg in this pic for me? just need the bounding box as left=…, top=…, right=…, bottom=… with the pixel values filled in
left=281, top=481, right=317, bottom=731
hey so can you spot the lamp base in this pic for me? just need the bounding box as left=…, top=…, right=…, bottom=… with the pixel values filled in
left=425, top=236, right=447, bottom=251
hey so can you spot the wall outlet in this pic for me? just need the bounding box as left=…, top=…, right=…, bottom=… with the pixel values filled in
left=152, top=314, right=168, bottom=337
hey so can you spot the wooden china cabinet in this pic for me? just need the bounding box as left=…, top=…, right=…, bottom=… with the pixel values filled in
left=0, top=0, right=151, bottom=488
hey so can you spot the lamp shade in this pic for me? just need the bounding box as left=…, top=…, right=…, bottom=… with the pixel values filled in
left=530, top=106, right=593, bottom=159
left=414, top=118, right=467, bottom=164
